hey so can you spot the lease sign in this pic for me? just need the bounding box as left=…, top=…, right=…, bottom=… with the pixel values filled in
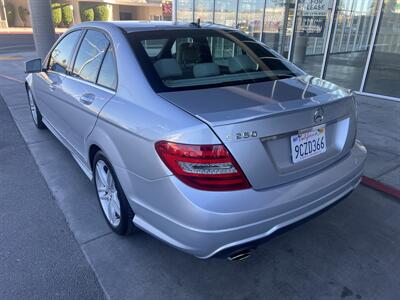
left=300, top=0, right=330, bottom=17
left=298, top=0, right=330, bottom=36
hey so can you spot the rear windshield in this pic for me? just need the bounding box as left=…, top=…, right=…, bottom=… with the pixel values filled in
left=127, top=29, right=302, bottom=92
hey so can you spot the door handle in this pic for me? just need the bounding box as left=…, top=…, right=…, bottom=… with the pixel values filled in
left=79, top=93, right=95, bottom=105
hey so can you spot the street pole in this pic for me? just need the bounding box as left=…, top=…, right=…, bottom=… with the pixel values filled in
left=172, top=0, right=177, bottom=23
left=28, top=0, right=56, bottom=60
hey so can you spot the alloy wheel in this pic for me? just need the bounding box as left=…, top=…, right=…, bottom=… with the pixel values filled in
left=95, top=160, right=121, bottom=227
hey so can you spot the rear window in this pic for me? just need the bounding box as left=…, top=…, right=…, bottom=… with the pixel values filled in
left=127, top=29, right=302, bottom=92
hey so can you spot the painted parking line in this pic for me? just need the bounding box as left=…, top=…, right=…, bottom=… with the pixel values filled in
left=0, top=73, right=24, bottom=84
left=362, top=176, right=400, bottom=199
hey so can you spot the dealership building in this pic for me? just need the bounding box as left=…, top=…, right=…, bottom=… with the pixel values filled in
left=174, top=0, right=400, bottom=101
left=0, top=0, right=399, bottom=100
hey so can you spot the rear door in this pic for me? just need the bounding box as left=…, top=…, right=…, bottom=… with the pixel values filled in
left=59, top=29, right=117, bottom=160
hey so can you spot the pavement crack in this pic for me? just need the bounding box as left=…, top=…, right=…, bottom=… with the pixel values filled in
left=80, top=232, right=113, bottom=246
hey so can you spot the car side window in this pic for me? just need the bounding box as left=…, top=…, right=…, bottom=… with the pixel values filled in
left=97, top=47, right=117, bottom=90
left=72, top=30, right=109, bottom=83
left=48, top=30, right=82, bottom=74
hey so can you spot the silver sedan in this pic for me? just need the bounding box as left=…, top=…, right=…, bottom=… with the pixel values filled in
left=25, top=21, right=366, bottom=260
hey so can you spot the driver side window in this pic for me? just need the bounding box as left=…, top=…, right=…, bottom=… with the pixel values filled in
left=48, top=30, right=82, bottom=74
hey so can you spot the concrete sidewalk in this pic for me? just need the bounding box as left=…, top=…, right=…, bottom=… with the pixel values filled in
left=356, top=95, right=400, bottom=189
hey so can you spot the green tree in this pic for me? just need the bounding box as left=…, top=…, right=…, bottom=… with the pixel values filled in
left=5, top=2, right=16, bottom=27
left=51, top=3, right=62, bottom=27
left=94, top=4, right=110, bottom=21
left=80, top=5, right=94, bottom=22
left=62, top=4, right=73, bottom=27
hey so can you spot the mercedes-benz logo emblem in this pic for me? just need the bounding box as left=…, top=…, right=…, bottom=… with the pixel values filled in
left=314, top=107, right=324, bottom=123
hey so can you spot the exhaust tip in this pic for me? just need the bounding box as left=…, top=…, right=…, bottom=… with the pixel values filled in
left=228, top=249, right=252, bottom=261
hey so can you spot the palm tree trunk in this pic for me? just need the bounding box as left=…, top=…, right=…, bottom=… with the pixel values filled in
left=28, top=0, right=56, bottom=60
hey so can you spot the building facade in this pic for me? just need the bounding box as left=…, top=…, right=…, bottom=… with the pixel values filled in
left=1, top=0, right=398, bottom=100
left=1, top=0, right=172, bottom=28
left=176, top=0, right=400, bottom=101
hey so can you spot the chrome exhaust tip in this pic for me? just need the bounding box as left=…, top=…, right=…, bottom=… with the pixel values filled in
left=228, top=249, right=252, bottom=261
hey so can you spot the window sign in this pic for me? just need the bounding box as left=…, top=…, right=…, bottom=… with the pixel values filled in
left=298, top=0, right=330, bottom=37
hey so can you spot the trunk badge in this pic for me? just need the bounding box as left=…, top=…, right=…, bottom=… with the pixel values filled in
left=314, top=108, right=324, bottom=123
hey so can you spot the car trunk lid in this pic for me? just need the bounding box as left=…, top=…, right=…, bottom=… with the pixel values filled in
left=159, top=75, right=357, bottom=190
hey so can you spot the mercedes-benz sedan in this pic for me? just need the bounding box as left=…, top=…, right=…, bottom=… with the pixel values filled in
left=25, top=21, right=366, bottom=259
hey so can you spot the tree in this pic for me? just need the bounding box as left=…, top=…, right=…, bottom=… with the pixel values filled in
left=94, top=4, right=109, bottom=21
left=80, top=5, right=94, bottom=22
left=62, top=4, right=73, bottom=27
left=51, top=3, right=62, bottom=27
left=28, top=0, right=56, bottom=60
left=5, top=2, right=16, bottom=27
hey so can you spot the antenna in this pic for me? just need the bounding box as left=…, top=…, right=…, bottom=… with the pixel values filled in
left=190, top=18, right=201, bottom=28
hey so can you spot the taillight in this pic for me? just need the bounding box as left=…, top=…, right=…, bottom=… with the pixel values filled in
left=155, top=141, right=251, bottom=191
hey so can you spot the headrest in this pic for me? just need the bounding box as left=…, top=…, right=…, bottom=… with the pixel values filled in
left=193, top=63, right=220, bottom=78
left=229, top=55, right=257, bottom=73
left=153, top=58, right=182, bottom=79
left=178, top=42, right=200, bottom=65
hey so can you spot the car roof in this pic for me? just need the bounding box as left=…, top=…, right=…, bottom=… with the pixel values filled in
left=74, top=21, right=234, bottom=33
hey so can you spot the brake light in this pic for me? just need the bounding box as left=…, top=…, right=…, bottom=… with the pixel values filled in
left=155, top=141, right=251, bottom=191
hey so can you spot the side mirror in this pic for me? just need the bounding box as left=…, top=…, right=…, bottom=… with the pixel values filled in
left=25, top=58, right=43, bottom=73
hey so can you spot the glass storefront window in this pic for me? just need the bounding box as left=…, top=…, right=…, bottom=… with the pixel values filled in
left=365, top=0, right=400, bottom=98
left=214, top=0, right=238, bottom=27
left=262, top=0, right=295, bottom=57
left=237, top=0, right=265, bottom=40
left=177, top=0, right=193, bottom=22
left=195, top=0, right=214, bottom=22
left=325, top=0, right=378, bottom=90
left=291, top=0, right=335, bottom=76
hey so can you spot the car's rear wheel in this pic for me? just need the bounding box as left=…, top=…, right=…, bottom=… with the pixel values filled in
left=93, top=151, right=136, bottom=235
left=26, top=87, right=45, bottom=129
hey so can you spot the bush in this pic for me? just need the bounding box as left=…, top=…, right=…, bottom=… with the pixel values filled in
left=18, top=6, right=29, bottom=26
left=51, top=3, right=62, bottom=27
left=62, top=4, right=73, bottom=27
left=94, top=4, right=109, bottom=21
left=5, top=2, right=16, bottom=27
left=80, top=6, right=94, bottom=22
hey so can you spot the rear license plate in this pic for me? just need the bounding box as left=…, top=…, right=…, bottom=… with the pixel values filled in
left=291, top=125, right=326, bottom=163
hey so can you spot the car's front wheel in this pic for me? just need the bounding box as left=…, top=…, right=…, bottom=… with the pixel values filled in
left=93, top=151, right=136, bottom=235
left=26, top=86, right=45, bottom=129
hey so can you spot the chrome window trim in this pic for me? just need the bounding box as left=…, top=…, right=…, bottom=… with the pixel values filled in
left=69, top=27, right=119, bottom=92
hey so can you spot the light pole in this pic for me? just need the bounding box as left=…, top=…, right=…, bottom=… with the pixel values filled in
left=28, top=0, right=56, bottom=60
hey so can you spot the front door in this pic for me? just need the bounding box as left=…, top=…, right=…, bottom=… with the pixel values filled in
left=34, top=30, right=82, bottom=131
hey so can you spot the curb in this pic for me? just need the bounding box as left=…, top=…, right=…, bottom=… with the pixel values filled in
left=361, top=176, right=400, bottom=199
left=0, top=29, right=66, bottom=35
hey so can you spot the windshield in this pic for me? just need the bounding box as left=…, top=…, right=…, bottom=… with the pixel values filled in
left=127, top=29, right=303, bottom=92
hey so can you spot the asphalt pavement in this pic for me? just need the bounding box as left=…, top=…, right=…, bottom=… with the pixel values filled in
left=0, top=41, right=400, bottom=300
left=0, top=93, right=105, bottom=299
left=0, top=34, right=35, bottom=54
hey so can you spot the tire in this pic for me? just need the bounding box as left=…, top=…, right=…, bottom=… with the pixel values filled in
left=93, top=151, right=136, bottom=235
left=26, top=86, right=46, bottom=129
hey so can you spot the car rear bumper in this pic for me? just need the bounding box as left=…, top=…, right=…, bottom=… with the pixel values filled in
left=118, top=141, right=367, bottom=259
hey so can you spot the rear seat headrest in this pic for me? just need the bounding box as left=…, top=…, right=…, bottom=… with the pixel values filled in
left=153, top=58, right=182, bottom=79
left=229, top=55, right=257, bottom=73
left=193, top=63, right=220, bottom=78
